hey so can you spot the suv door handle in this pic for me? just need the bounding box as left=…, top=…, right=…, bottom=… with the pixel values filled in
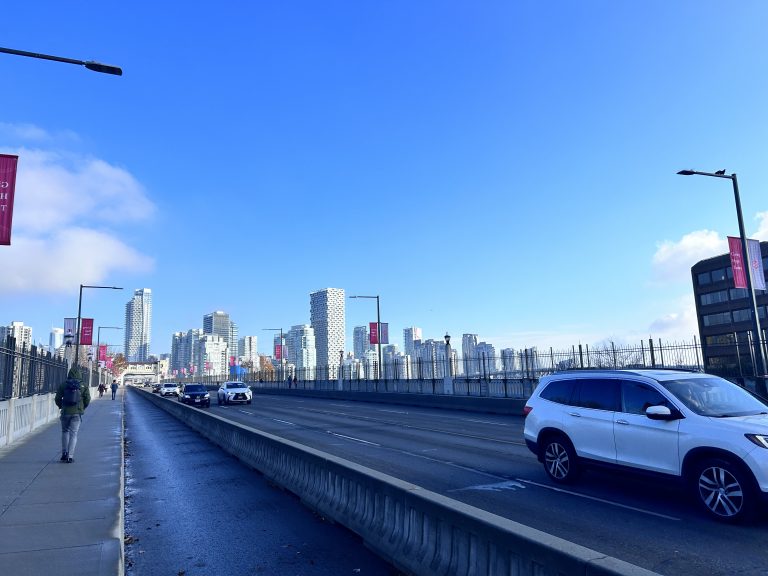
left=568, top=412, right=581, bottom=417
left=616, top=419, right=629, bottom=425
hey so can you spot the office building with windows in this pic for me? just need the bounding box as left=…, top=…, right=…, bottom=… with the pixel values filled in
left=1, top=321, right=32, bottom=348
left=310, top=288, right=345, bottom=376
left=353, top=325, right=370, bottom=360
left=203, top=311, right=238, bottom=360
left=403, top=327, right=422, bottom=357
left=124, top=288, right=152, bottom=362
left=286, top=324, right=317, bottom=376
left=691, top=241, right=768, bottom=377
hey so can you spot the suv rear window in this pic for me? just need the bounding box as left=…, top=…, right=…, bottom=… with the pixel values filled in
left=540, top=380, right=576, bottom=405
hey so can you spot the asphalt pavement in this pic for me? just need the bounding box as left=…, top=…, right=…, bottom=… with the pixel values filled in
left=0, top=387, right=125, bottom=576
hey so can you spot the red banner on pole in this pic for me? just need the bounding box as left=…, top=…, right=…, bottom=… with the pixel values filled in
left=728, top=236, right=747, bottom=289
left=80, top=318, right=94, bottom=345
left=99, top=344, right=107, bottom=361
left=275, top=344, right=283, bottom=360
left=0, top=154, right=18, bottom=246
left=369, top=322, right=379, bottom=345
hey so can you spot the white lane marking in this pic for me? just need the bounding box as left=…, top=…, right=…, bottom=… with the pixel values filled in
left=238, top=410, right=254, bottom=415
left=378, top=409, right=409, bottom=414
left=272, top=418, right=296, bottom=426
left=516, top=478, right=681, bottom=521
left=459, top=418, right=510, bottom=426
left=329, top=403, right=349, bottom=407
left=449, top=480, right=526, bottom=493
left=327, top=432, right=380, bottom=446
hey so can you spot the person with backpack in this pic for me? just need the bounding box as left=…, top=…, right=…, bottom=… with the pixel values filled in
left=110, top=379, right=118, bottom=400
left=54, top=367, right=91, bottom=463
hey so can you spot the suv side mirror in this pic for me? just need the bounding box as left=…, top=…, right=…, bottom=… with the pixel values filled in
left=646, top=405, right=683, bottom=421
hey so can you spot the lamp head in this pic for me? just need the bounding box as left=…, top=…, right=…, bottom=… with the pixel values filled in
left=677, top=170, right=695, bottom=176
left=444, top=333, right=451, bottom=345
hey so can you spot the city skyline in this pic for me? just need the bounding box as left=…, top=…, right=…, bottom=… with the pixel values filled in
left=2, top=3, right=768, bottom=359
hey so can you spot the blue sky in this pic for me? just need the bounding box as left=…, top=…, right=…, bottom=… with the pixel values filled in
left=2, top=1, right=767, bottom=356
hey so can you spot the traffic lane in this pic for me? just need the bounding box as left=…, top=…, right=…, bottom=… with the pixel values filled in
left=209, top=398, right=768, bottom=576
left=124, top=391, right=397, bottom=576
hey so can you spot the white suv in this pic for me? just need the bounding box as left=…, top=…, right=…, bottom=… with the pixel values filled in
left=523, top=369, right=768, bottom=522
left=159, top=383, right=180, bottom=397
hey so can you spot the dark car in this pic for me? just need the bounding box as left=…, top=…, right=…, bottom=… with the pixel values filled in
left=178, top=383, right=211, bottom=407
left=152, top=383, right=162, bottom=393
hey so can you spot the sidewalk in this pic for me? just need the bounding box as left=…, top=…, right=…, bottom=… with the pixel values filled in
left=0, top=388, right=124, bottom=576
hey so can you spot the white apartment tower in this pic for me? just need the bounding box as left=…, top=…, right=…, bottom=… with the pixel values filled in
left=310, top=288, right=345, bottom=374
left=49, top=327, right=64, bottom=352
left=353, top=325, right=370, bottom=360
left=1, top=321, right=32, bottom=348
left=203, top=311, right=238, bottom=359
left=239, top=336, right=259, bottom=366
left=403, top=327, right=422, bottom=357
left=286, top=324, right=316, bottom=373
left=124, top=289, right=152, bottom=362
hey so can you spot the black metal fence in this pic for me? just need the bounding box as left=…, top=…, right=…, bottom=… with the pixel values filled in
left=1, top=336, right=69, bottom=399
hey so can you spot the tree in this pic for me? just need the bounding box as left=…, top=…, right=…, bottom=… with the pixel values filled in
left=111, top=353, right=128, bottom=377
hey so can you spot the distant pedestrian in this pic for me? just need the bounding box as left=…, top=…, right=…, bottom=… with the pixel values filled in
left=98, top=383, right=106, bottom=398
left=54, top=367, right=91, bottom=463
left=110, top=380, right=118, bottom=400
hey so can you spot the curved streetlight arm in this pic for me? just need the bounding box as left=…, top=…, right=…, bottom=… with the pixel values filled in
left=0, top=46, right=122, bottom=76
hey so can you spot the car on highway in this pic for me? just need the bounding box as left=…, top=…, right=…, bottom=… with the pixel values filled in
left=159, top=382, right=180, bottom=397
left=178, top=383, right=210, bottom=407
left=152, top=383, right=162, bottom=393
left=523, top=369, right=768, bottom=523
left=217, top=381, right=252, bottom=405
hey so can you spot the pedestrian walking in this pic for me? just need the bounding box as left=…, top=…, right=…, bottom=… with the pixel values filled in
left=54, top=367, right=91, bottom=463
left=98, top=383, right=105, bottom=398
left=110, top=379, right=118, bottom=400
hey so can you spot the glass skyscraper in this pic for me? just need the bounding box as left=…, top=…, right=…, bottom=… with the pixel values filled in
left=124, top=288, right=152, bottom=361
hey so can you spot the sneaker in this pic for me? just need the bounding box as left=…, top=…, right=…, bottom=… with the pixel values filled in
left=60, top=452, right=68, bottom=462
left=67, top=457, right=74, bottom=463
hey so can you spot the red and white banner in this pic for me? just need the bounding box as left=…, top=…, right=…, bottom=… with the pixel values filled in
left=0, top=154, right=18, bottom=246
left=99, top=344, right=107, bottom=361
left=747, top=238, right=766, bottom=291
left=80, top=318, right=94, bottom=345
left=275, top=344, right=283, bottom=360
left=728, top=236, right=748, bottom=289
left=369, top=322, right=379, bottom=345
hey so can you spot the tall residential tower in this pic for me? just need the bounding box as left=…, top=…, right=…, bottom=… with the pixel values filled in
left=124, top=288, right=152, bottom=361
left=310, top=288, right=345, bottom=374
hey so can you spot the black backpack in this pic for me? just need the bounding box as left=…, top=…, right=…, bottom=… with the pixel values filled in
left=62, top=378, right=82, bottom=407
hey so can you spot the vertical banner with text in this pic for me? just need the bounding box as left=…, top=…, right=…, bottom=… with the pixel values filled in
left=380, top=322, right=389, bottom=345
left=748, top=239, right=766, bottom=291
left=80, top=318, right=94, bottom=345
left=64, top=318, right=77, bottom=345
left=369, top=322, right=379, bottom=345
left=99, top=344, right=107, bottom=362
left=0, top=154, right=18, bottom=246
left=728, top=236, right=747, bottom=289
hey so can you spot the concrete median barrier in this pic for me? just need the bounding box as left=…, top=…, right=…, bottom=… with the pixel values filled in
left=137, top=388, right=660, bottom=576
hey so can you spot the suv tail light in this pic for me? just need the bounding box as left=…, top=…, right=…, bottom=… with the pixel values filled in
left=523, top=405, right=532, bottom=417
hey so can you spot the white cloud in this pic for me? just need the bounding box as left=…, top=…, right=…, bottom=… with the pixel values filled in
left=647, top=294, right=699, bottom=341
left=0, top=126, right=156, bottom=295
left=651, top=230, right=726, bottom=284
left=754, top=212, right=768, bottom=241
left=12, top=148, right=155, bottom=234
left=1, top=229, right=153, bottom=293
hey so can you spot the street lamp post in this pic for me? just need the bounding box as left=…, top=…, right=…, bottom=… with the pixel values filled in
left=350, top=295, right=383, bottom=381
left=678, top=169, right=767, bottom=382
left=0, top=46, right=122, bottom=75
left=74, top=285, right=123, bottom=368
left=97, top=326, right=122, bottom=387
left=263, top=328, right=284, bottom=383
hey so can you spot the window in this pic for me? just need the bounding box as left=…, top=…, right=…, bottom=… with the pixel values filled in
left=733, top=309, right=752, bottom=323
left=711, top=268, right=727, bottom=282
left=697, top=272, right=711, bottom=285
left=540, top=379, right=576, bottom=405
left=573, top=379, right=620, bottom=411
left=729, top=288, right=748, bottom=300
left=621, top=381, right=670, bottom=414
left=703, top=312, right=732, bottom=327
left=700, top=290, right=728, bottom=306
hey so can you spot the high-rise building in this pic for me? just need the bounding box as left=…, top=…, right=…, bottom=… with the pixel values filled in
left=353, top=325, right=370, bottom=359
left=239, top=336, right=259, bottom=367
left=203, top=311, right=237, bottom=359
left=286, top=324, right=316, bottom=375
left=403, top=327, right=422, bottom=357
left=49, top=327, right=64, bottom=352
left=310, top=288, right=345, bottom=375
left=462, top=333, right=479, bottom=376
left=1, top=321, right=33, bottom=348
left=124, top=288, right=152, bottom=362
left=196, top=334, right=228, bottom=376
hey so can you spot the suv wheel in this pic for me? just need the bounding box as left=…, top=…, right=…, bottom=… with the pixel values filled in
left=692, top=458, right=756, bottom=523
left=542, top=434, right=580, bottom=483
